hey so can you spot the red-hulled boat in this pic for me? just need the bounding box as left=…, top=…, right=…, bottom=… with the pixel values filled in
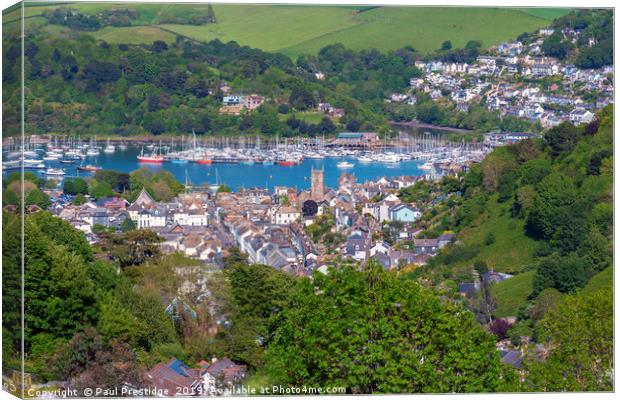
left=137, top=155, right=164, bottom=163
left=137, top=147, right=164, bottom=163
left=278, top=160, right=297, bottom=166
left=196, top=159, right=213, bottom=165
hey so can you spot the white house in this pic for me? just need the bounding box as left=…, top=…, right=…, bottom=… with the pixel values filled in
left=271, top=206, right=300, bottom=225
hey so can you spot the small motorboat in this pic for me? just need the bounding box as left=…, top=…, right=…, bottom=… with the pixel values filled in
left=337, top=161, right=354, bottom=169
left=42, top=168, right=66, bottom=176
left=77, top=165, right=102, bottom=172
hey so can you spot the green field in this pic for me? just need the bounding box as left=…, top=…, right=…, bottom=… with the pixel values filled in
left=491, top=270, right=535, bottom=318
left=163, top=6, right=567, bottom=57
left=94, top=25, right=176, bottom=44
left=584, top=266, right=613, bottom=293
left=5, top=3, right=572, bottom=57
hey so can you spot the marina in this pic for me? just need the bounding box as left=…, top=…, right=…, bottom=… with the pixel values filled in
left=3, top=131, right=490, bottom=191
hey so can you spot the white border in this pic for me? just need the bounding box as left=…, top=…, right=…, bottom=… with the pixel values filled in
left=0, top=1, right=616, bottom=400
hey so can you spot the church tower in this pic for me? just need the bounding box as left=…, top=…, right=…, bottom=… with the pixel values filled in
left=311, top=167, right=324, bottom=200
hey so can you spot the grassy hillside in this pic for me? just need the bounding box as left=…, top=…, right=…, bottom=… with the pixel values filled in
left=6, top=4, right=571, bottom=57
left=491, top=270, right=535, bottom=317
left=456, top=197, right=537, bottom=274
left=583, top=267, right=613, bottom=293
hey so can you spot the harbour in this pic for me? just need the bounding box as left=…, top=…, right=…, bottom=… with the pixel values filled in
left=3, top=130, right=490, bottom=191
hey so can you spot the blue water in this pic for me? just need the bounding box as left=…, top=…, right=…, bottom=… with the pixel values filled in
left=10, top=147, right=427, bottom=191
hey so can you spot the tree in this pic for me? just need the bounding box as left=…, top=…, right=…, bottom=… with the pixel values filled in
left=288, top=83, right=316, bottom=111
left=526, top=172, right=578, bottom=240
left=519, top=158, right=551, bottom=185
left=523, top=288, right=612, bottom=391
left=50, top=327, right=105, bottom=380
left=97, top=293, right=146, bottom=347
left=73, top=194, right=87, bottom=206
left=120, top=217, right=136, bottom=232
left=72, top=341, right=145, bottom=396
left=25, top=188, right=51, bottom=209
left=152, top=40, right=169, bottom=53
left=488, top=319, right=511, bottom=340
left=89, top=181, right=114, bottom=200
left=346, top=118, right=361, bottom=132
left=525, top=288, right=562, bottom=323
left=441, top=40, right=453, bottom=50
left=108, top=229, right=163, bottom=268
left=64, top=178, right=88, bottom=195
left=532, top=253, right=588, bottom=295
left=302, top=200, right=318, bottom=216
left=541, top=32, right=573, bottom=59
left=264, top=263, right=514, bottom=393
left=217, top=184, right=232, bottom=193
left=544, top=122, right=580, bottom=158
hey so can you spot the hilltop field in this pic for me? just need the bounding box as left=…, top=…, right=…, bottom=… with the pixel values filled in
left=5, top=3, right=571, bottom=57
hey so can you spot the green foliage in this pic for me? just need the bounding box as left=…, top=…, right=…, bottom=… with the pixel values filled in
left=5, top=171, right=42, bottom=187
left=89, top=180, right=114, bottom=200
left=265, top=263, right=514, bottom=393
left=526, top=172, right=578, bottom=240
left=73, top=193, right=87, bottom=205
left=25, top=188, right=51, bottom=209
left=24, top=216, right=99, bottom=347
left=97, top=229, right=163, bottom=268
left=518, top=158, right=551, bottom=185
left=217, top=184, right=232, bottom=193
left=63, top=178, right=89, bottom=195
left=120, top=217, right=136, bottom=232
left=129, top=167, right=184, bottom=201
left=532, top=253, right=588, bottom=295
left=2, top=212, right=22, bottom=353
left=523, top=288, right=613, bottom=391
left=544, top=122, right=581, bottom=159
left=97, top=292, right=147, bottom=347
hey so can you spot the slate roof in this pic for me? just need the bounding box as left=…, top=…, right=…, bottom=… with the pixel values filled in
left=500, top=350, right=523, bottom=369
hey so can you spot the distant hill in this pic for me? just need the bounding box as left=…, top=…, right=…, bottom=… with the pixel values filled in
left=4, top=4, right=571, bottom=57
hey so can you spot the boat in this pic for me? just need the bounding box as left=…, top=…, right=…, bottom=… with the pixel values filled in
left=42, top=168, right=66, bottom=176
left=240, top=160, right=255, bottom=166
left=337, top=161, right=355, bottom=169
left=137, top=147, right=164, bottom=163
left=23, top=158, right=43, bottom=165
left=419, top=162, right=433, bottom=170
left=171, top=158, right=189, bottom=164
left=357, top=155, right=373, bottom=163
left=86, top=148, right=100, bottom=156
left=77, top=164, right=102, bottom=172
left=59, top=159, right=76, bottom=164
left=196, top=159, right=213, bottom=165
left=381, top=154, right=401, bottom=163
left=262, top=160, right=275, bottom=166
left=278, top=160, right=297, bottom=166
left=104, top=140, right=115, bottom=153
